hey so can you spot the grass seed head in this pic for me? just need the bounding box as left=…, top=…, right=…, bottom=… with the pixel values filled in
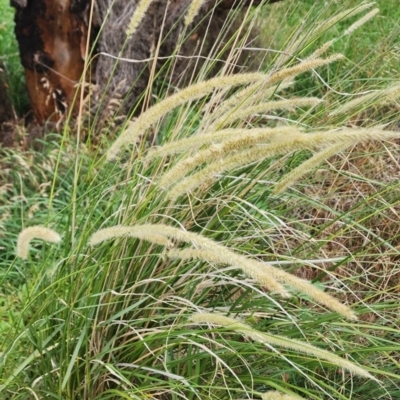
left=107, top=73, right=265, bottom=160
left=89, top=225, right=173, bottom=248
left=344, top=8, right=379, bottom=36
left=261, top=391, right=304, bottom=400
left=17, top=226, right=61, bottom=260
left=158, top=127, right=299, bottom=189
left=166, top=128, right=400, bottom=200
left=184, top=0, right=208, bottom=26
left=267, top=55, right=344, bottom=87
left=168, top=248, right=290, bottom=298
left=209, top=97, right=322, bottom=131
left=273, top=141, right=352, bottom=193
left=190, top=313, right=376, bottom=380
left=126, top=0, right=156, bottom=38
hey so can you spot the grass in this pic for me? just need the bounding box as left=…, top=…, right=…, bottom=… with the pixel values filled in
left=0, top=0, right=28, bottom=115
left=261, top=0, right=400, bottom=128
left=1, top=0, right=400, bottom=399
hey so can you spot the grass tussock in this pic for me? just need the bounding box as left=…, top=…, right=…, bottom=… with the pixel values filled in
left=2, top=1, right=400, bottom=399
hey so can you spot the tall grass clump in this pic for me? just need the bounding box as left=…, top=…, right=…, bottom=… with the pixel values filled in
left=2, top=1, right=400, bottom=399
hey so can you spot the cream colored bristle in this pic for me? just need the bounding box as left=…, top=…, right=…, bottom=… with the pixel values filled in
left=190, top=313, right=376, bottom=380
left=17, top=226, right=61, bottom=260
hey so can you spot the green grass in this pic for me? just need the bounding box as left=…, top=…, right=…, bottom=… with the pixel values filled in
left=263, top=0, right=400, bottom=75
left=1, top=1, right=400, bottom=399
left=261, top=0, right=400, bottom=128
left=0, top=0, right=28, bottom=114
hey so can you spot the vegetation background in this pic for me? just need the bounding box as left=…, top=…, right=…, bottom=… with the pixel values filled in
left=1, top=0, right=400, bottom=399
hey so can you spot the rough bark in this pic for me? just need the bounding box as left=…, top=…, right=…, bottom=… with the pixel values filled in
left=12, top=0, right=89, bottom=124
left=12, top=0, right=283, bottom=125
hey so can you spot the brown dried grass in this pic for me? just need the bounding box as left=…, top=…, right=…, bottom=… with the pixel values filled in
left=278, top=140, right=400, bottom=316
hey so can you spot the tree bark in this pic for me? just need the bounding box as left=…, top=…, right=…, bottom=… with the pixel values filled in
left=12, top=0, right=89, bottom=124
left=12, top=0, right=284, bottom=125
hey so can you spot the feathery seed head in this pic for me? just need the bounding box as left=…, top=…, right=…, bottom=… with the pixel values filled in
left=91, top=224, right=357, bottom=319
left=91, top=224, right=226, bottom=253
left=267, top=55, right=344, bottom=87
left=330, top=82, right=400, bottom=116
left=145, top=128, right=247, bottom=160
left=168, top=248, right=290, bottom=298
left=17, top=226, right=61, bottom=260
left=190, top=313, right=376, bottom=380
left=166, top=128, right=400, bottom=201
left=314, top=2, right=376, bottom=36
left=262, top=391, right=304, bottom=400
left=209, top=97, right=322, bottom=131
left=158, top=127, right=300, bottom=189
left=210, top=79, right=295, bottom=125
left=126, top=0, right=156, bottom=38
left=273, top=141, right=352, bottom=194
left=184, top=0, right=208, bottom=26
left=274, top=3, right=373, bottom=68
left=306, top=40, right=336, bottom=60
left=344, top=8, right=379, bottom=36
left=89, top=225, right=173, bottom=248
left=107, top=73, right=265, bottom=161
left=272, top=270, right=358, bottom=321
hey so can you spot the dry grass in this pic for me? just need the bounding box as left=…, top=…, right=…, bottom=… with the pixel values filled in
left=270, top=140, right=400, bottom=321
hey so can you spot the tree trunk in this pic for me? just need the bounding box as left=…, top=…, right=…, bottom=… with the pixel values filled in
left=12, top=0, right=89, bottom=124
left=12, top=0, right=283, bottom=126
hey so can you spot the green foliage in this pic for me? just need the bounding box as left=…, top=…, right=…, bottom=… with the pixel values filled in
left=262, top=0, right=400, bottom=127
left=0, top=0, right=28, bottom=114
